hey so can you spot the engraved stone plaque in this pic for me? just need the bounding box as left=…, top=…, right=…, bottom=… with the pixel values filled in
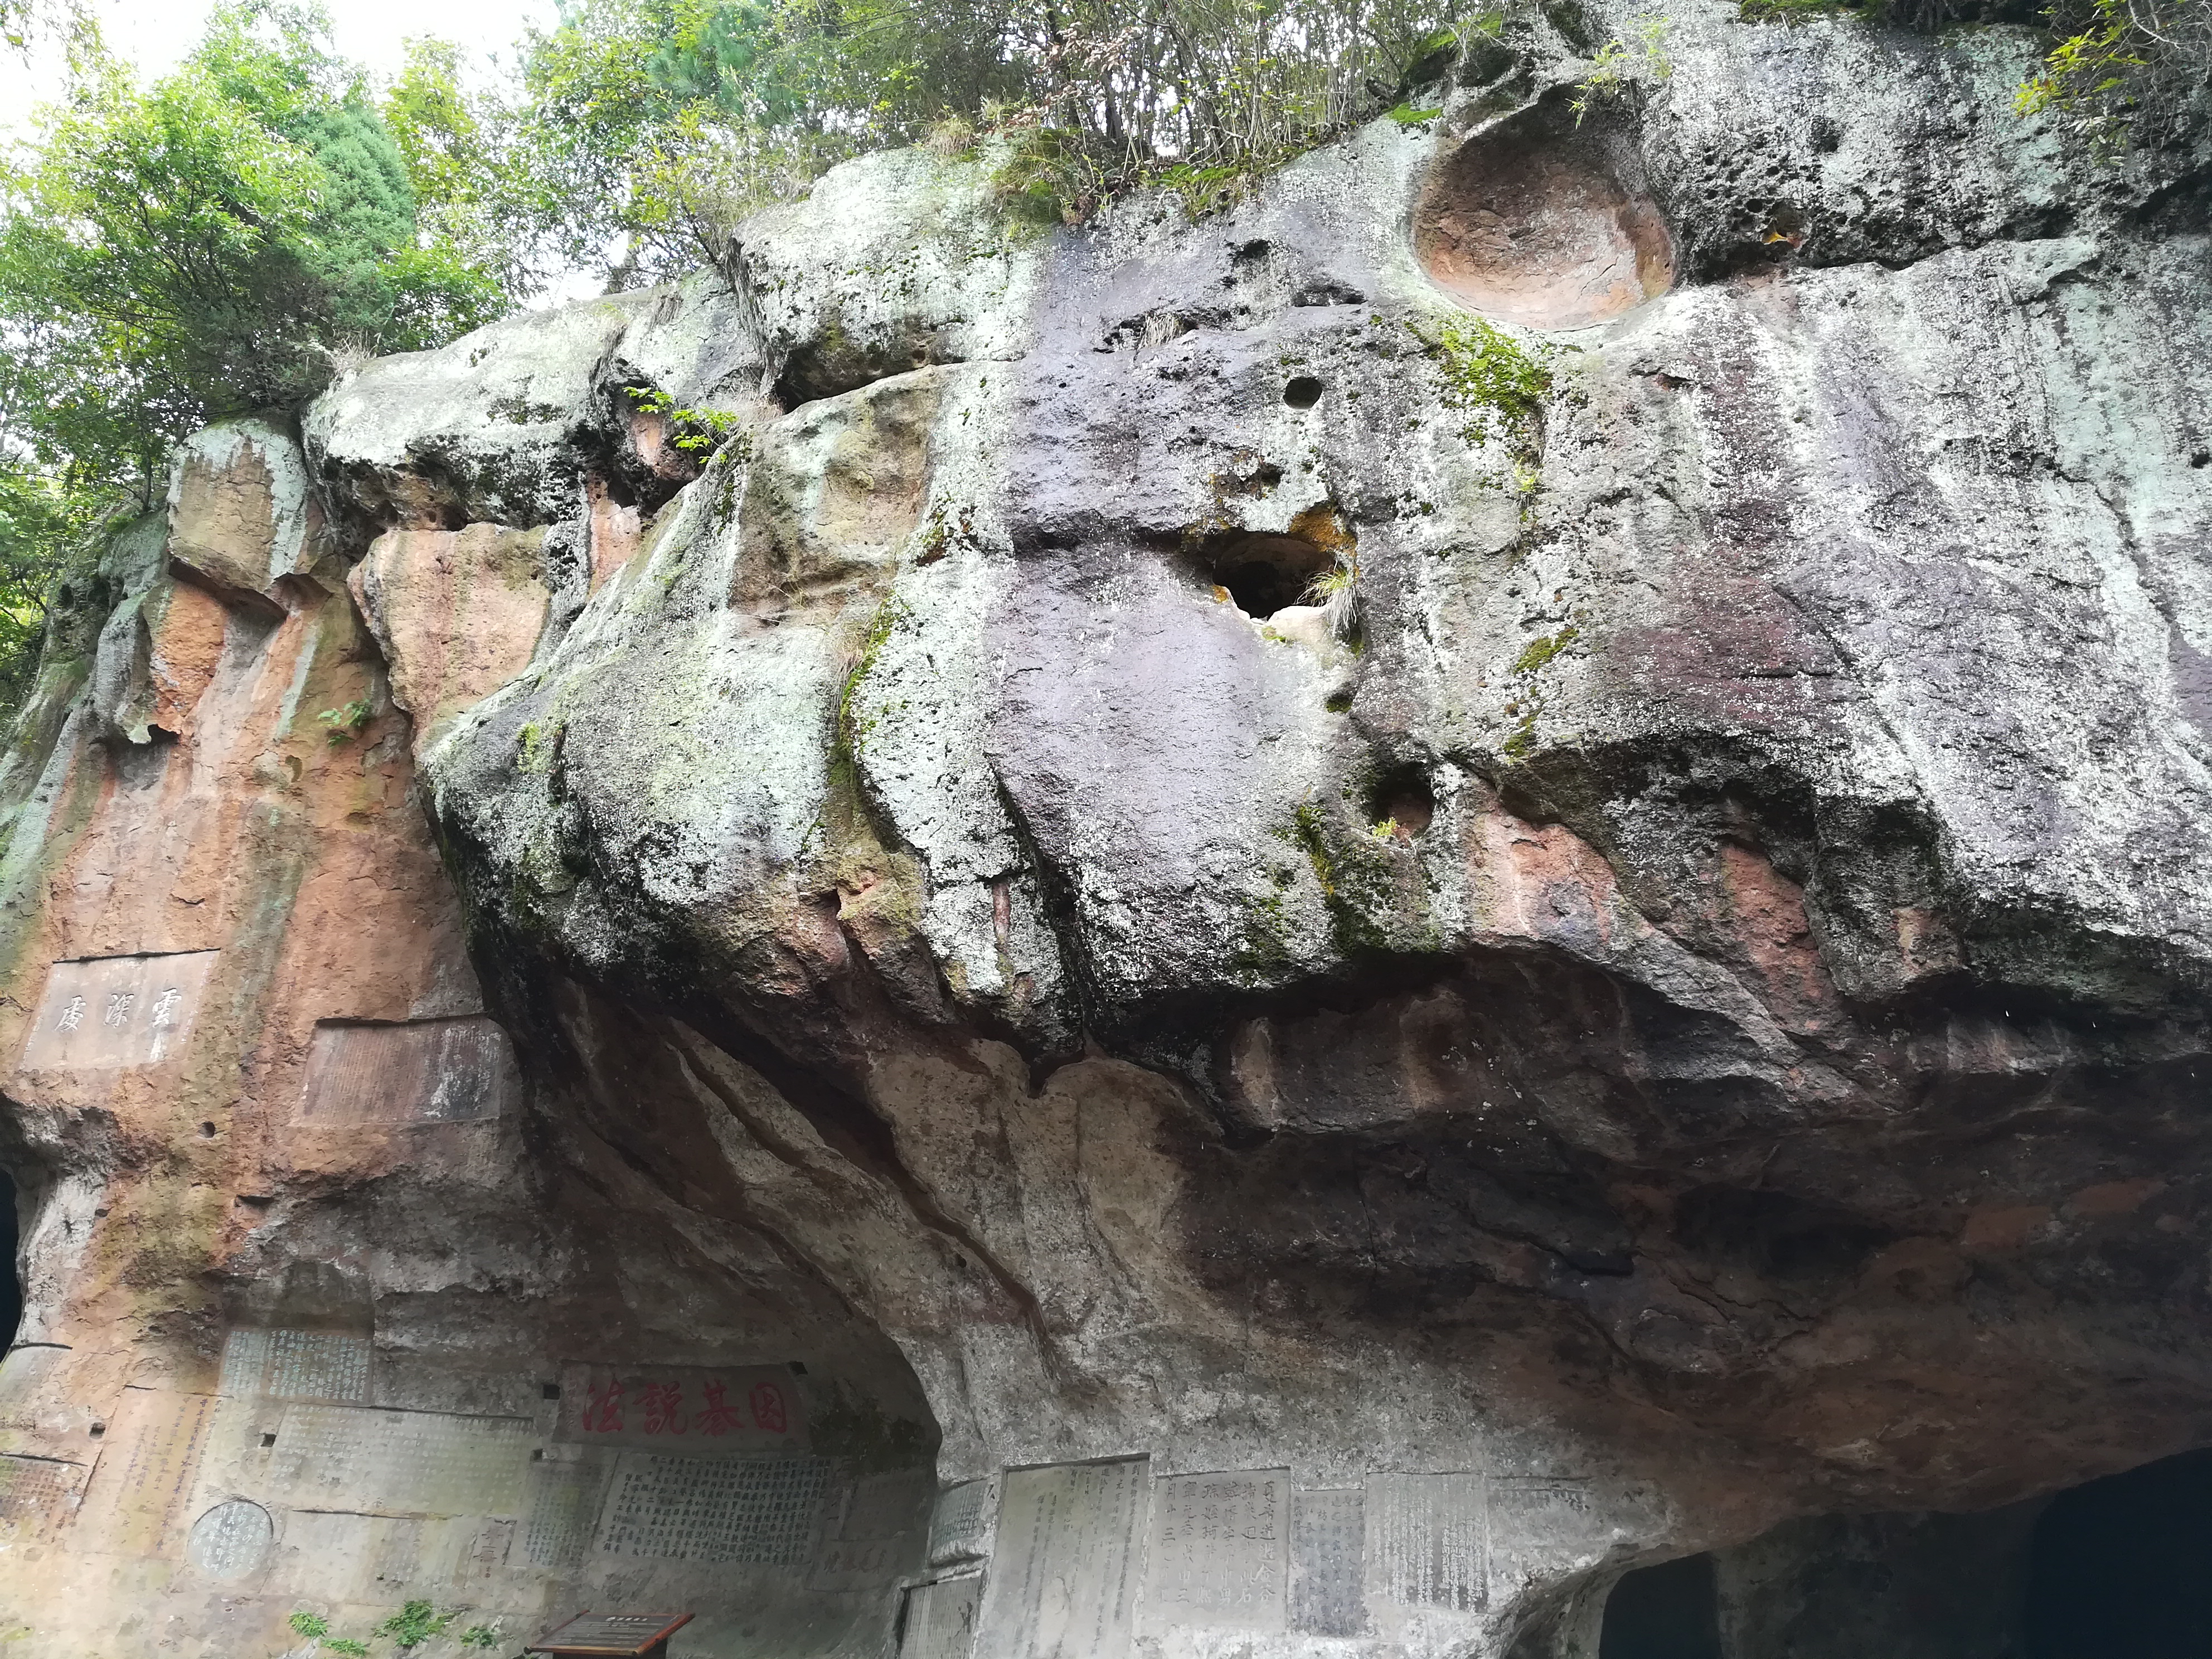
left=265, top=1404, right=532, bottom=1516
left=0, top=1453, right=81, bottom=1536
left=522, top=1454, right=611, bottom=1569
left=217, top=1328, right=372, bottom=1401
left=80, top=1389, right=215, bottom=1555
left=1292, top=1486, right=1367, bottom=1637
left=560, top=1364, right=807, bottom=1454
left=593, top=1452, right=830, bottom=1564
left=299, top=1016, right=518, bottom=1123
left=1141, top=1469, right=1288, bottom=1633
left=187, top=1497, right=274, bottom=1579
left=928, top=1476, right=993, bottom=1567
left=974, top=1458, right=1149, bottom=1659
left=21, top=950, right=217, bottom=1070
left=900, top=1575, right=983, bottom=1659
left=1366, top=1472, right=1487, bottom=1625
left=842, top=1468, right=933, bottom=1539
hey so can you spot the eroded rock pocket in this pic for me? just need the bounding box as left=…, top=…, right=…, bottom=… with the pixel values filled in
left=1415, top=104, right=1673, bottom=329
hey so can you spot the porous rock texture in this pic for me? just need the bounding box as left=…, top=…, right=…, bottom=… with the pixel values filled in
left=3, top=2, right=2211, bottom=1655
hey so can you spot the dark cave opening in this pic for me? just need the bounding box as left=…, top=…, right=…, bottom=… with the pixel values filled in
left=1205, top=532, right=1332, bottom=618
left=0, top=1170, right=18, bottom=1350
left=2024, top=1447, right=2212, bottom=1659
left=1599, top=1553, right=1723, bottom=1659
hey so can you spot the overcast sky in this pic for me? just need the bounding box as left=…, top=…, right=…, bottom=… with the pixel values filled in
left=3, top=0, right=562, bottom=117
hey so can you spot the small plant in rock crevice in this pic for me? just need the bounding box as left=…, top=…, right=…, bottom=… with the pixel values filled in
left=624, top=385, right=746, bottom=460
left=1572, top=14, right=1674, bottom=122
left=287, top=1599, right=489, bottom=1656
left=317, top=700, right=373, bottom=745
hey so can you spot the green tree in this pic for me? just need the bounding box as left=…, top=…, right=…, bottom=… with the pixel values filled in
left=0, top=1, right=510, bottom=721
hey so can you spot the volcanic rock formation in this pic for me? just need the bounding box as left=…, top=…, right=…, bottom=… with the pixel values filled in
left=2, top=3, right=2210, bottom=1656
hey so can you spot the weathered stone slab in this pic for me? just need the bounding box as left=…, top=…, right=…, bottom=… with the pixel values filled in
left=20, top=952, right=217, bottom=1070
left=560, top=1364, right=808, bottom=1454
left=1365, top=1472, right=1487, bottom=1632
left=593, top=1452, right=830, bottom=1564
left=217, top=1327, right=373, bottom=1401
left=1140, top=1468, right=1289, bottom=1633
left=927, top=1476, right=993, bottom=1567
left=264, top=1403, right=533, bottom=1516
left=899, top=1574, right=983, bottom=1659
left=0, top=1453, right=85, bottom=1539
left=974, top=1458, right=1148, bottom=1659
left=78, top=1388, right=215, bottom=1555
left=1291, top=1486, right=1367, bottom=1637
left=522, top=1449, right=612, bottom=1569
left=298, top=1017, right=517, bottom=1123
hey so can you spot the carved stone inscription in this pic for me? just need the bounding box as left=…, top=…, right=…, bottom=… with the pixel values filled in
left=217, top=1328, right=372, bottom=1402
left=299, top=1017, right=517, bottom=1123
left=265, top=1404, right=532, bottom=1516
left=0, top=1454, right=81, bottom=1537
left=561, top=1364, right=807, bottom=1454
left=974, top=1459, right=1148, bottom=1659
left=1141, top=1469, right=1289, bottom=1633
left=21, top=950, right=217, bottom=1070
left=928, top=1477, right=992, bottom=1567
left=187, top=1497, right=274, bottom=1580
left=80, top=1388, right=214, bottom=1555
left=900, top=1575, right=983, bottom=1659
left=1367, top=1472, right=1487, bottom=1623
left=594, top=1453, right=829, bottom=1564
left=521, top=1453, right=610, bottom=1569
left=1292, top=1487, right=1367, bottom=1637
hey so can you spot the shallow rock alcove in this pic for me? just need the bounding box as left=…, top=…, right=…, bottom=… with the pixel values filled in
left=1414, top=104, right=1673, bottom=328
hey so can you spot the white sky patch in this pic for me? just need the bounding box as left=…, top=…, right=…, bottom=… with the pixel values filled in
left=1, top=0, right=561, bottom=124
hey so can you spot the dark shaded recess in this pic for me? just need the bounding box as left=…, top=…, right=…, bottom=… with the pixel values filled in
left=1600, top=1554, right=1723, bottom=1659
left=1283, top=375, right=1324, bottom=409
left=1199, top=531, right=1333, bottom=617
left=2025, top=1448, right=2212, bottom=1658
left=0, top=1169, right=18, bottom=1350
left=1366, top=763, right=1436, bottom=836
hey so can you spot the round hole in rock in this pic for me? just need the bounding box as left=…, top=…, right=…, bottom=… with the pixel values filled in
left=1284, top=375, right=1324, bottom=409
left=2024, top=1447, right=2212, bottom=1658
left=1368, top=767, right=1436, bottom=837
left=1598, top=1553, right=1722, bottom=1659
left=1209, top=534, right=1334, bottom=619
left=1414, top=103, right=1673, bottom=329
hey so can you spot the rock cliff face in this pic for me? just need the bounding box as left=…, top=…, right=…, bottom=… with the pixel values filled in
left=3, top=4, right=2211, bottom=1656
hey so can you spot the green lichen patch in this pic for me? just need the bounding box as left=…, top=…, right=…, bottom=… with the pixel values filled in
left=1409, top=315, right=1556, bottom=450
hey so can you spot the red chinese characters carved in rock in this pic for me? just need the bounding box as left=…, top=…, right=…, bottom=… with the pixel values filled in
left=749, top=1380, right=788, bottom=1435
left=639, top=1381, right=687, bottom=1435
left=581, top=1379, right=627, bottom=1434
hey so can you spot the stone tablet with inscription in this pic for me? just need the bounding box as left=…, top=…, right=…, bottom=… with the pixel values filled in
left=78, top=1388, right=216, bottom=1555
left=927, top=1477, right=993, bottom=1567
left=217, top=1327, right=372, bottom=1401
left=1292, top=1486, right=1367, bottom=1637
left=973, top=1458, right=1149, bottom=1659
left=594, top=1453, right=830, bottom=1564
left=21, top=950, right=217, bottom=1070
left=264, top=1403, right=533, bottom=1516
left=561, top=1364, right=807, bottom=1454
left=1141, top=1468, right=1289, bottom=1633
left=1366, top=1472, right=1487, bottom=1630
left=298, top=1016, right=518, bottom=1123
left=900, top=1575, right=983, bottom=1659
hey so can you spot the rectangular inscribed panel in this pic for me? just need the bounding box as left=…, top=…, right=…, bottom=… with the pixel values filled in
left=298, top=1017, right=516, bottom=1123
left=80, top=1388, right=214, bottom=1555
left=973, top=1458, right=1148, bottom=1659
left=560, top=1364, right=807, bottom=1455
left=264, top=1404, right=532, bottom=1516
left=217, top=1327, right=372, bottom=1402
left=591, top=1453, right=829, bottom=1565
left=899, top=1575, right=983, bottom=1659
left=1366, top=1472, right=1487, bottom=1619
left=1140, top=1469, right=1289, bottom=1633
left=1292, top=1486, right=1367, bottom=1637
left=20, top=951, right=219, bottom=1070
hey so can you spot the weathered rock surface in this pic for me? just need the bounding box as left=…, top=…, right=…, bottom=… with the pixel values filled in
left=3, top=2, right=2211, bottom=1655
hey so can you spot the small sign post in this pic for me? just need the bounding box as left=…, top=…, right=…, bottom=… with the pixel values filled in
left=526, top=1612, right=695, bottom=1657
